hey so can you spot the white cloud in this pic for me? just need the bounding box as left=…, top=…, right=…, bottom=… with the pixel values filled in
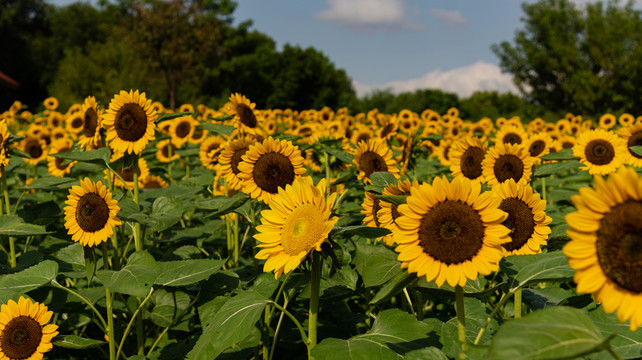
left=318, top=0, right=422, bottom=31
left=353, top=61, right=519, bottom=98
left=430, top=8, right=468, bottom=28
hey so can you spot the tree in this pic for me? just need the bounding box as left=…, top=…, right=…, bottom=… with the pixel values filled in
left=492, top=0, right=642, bottom=115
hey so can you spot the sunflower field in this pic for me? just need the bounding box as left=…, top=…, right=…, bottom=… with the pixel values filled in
left=0, top=91, right=641, bottom=360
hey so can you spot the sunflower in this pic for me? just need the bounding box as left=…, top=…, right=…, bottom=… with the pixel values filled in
left=523, top=132, right=553, bottom=164
left=140, top=175, right=168, bottom=189
left=482, top=142, right=534, bottom=187
left=156, top=139, right=180, bottom=163
left=224, top=93, right=263, bottom=136
left=557, top=134, right=577, bottom=150
left=0, top=121, right=9, bottom=168
left=218, top=136, right=255, bottom=191
left=599, top=113, right=616, bottom=130
left=21, top=136, right=48, bottom=166
left=378, top=179, right=415, bottom=246
left=237, top=137, right=306, bottom=203
left=352, top=138, right=399, bottom=184
left=64, top=178, right=121, bottom=247
left=435, top=139, right=453, bottom=167
left=78, top=96, right=102, bottom=150
left=378, top=116, right=399, bottom=140
left=617, top=113, right=634, bottom=127
left=449, top=137, right=487, bottom=183
left=47, top=138, right=76, bottom=177
left=110, top=156, right=150, bottom=190
left=199, top=136, right=226, bottom=172
left=350, top=123, right=374, bottom=145
left=563, top=167, right=642, bottom=330
left=48, top=112, right=64, bottom=128
left=493, top=179, right=551, bottom=255
left=254, top=177, right=338, bottom=279
left=169, top=116, right=196, bottom=147
left=394, top=176, right=510, bottom=287
left=495, top=124, right=528, bottom=146
left=188, top=125, right=207, bottom=145
left=103, top=90, right=157, bottom=155
left=65, top=113, right=84, bottom=136
left=573, top=129, right=627, bottom=176
left=43, top=97, right=58, bottom=111
left=619, top=123, right=642, bottom=167
left=361, top=191, right=386, bottom=242
left=0, top=296, right=58, bottom=360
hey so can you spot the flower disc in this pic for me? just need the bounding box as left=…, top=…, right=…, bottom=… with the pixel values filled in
left=482, top=142, right=533, bottom=187
left=103, top=90, right=157, bottom=155
left=0, top=297, right=58, bottom=360
left=573, top=129, right=626, bottom=175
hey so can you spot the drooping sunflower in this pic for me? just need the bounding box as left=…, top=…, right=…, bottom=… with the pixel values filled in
left=169, top=116, right=196, bottom=147
left=238, top=137, right=306, bottom=203
left=495, top=124, right=528, bottom=146
left=493, top=179, right=552, bottom=255
left=224, top=93, right=263, bottom=136
left=218, top=136, right=255, bottom=191
left=254, top=177, right=338, bottom=279
left=394, top=176, right=510, bottom=287
left=64, top=178, right=121, bottom=247
left=352, top=138, right=399, bottom=184
left=618, top=123, right=642, bottom=167
left=47, top=138, right=76, bottom=177
left=78, top=96, right=102, bottom=150
left=102, top=90, right=157, bottom=155
left=199, top=136, right=226, bottom=172
left=563, top=166, right=642, bottom=330
left=482, top=142, right=534, bottom=187
left=21, top=136, right=48, bottom=166
left=378, top=179, right=415, bottom=246
left=573, top=129, right=627, bottom=176
left=0, top=296, right=58, bottom=360
left=449, top=137, right=487, bottom=184
left=378, top=116, right=399, bottom=140
left=156, top=139, right=180, bottom=163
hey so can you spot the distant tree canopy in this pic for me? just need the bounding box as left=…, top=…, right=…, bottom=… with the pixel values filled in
left=493, top=0, right=642, bottom=115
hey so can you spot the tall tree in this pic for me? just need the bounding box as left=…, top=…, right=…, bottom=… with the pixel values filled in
left=493, top=0, right=642, bottom=115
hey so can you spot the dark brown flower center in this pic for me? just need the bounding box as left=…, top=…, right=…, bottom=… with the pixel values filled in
left=161, top=142, right=177, bottom=158
left=25, top=139, right=43, bottom=159
left=418, top=200, right=485, bottom=264
left=561, top=141, right=575, bottom=149
left=75, top=192, right=110, bottom=232
left=191, top=128, right=204, bottom=140
left=359, top=151, right=387, bottom=179
left=371, top=197, right=381, bottom=227
left=144, top=179, right=163, bottom=189
left=627, top=131, right=642, bottom=159
left=83, top=108, right=98, bottom=137
left=596, top=201, right=642, bottom=293
left=0, top=316, right=42, bottom=360
left=114, top=103, right=148, bottom=142
left=231, top=147, right=249, bottom=175
left=502, top=133, right=522, bottom=145
left=493, top=154, right=524, bottom=183
left=529, top=140, right=546, bottom=157
left=55, top=146, right=71, bottom=170
left=252, top=152, right=295, bottom=194
left=380, top=123, right=395, bottom=138
left=355, top=132, right=371, bottom=145
left=71, top=116, right=83, bottom=129
left=460, top=146, right=484, bottom=179
left=117, top=163, right=139, bottom=182
left=175, top=121, right=191, bottom=138
left=585, top=139, right=615, bottom=165
left=500, top=198, right=535, bottom=252
left=237, top=103, right=257, bottom=128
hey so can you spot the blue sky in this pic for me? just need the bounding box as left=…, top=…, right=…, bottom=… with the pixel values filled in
left=48, top=0, right=596, bottom=98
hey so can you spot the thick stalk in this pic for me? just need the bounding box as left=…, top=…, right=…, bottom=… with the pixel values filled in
left=308, top=252, right=322, bottom=356
left=167, top=144, right=173, bottom=183
left=2, top=167, right=15, bottom=268
left=133, top=157, right=142, bottom=252
left=102, top=243, right=116, bottom=360
left=514, top=288, right=522, bottom=318
left=455, top=285, right=467, bottom=357
left=541, top=177, right=547, bottom=203
left=324, top=152, right=331, bottom=197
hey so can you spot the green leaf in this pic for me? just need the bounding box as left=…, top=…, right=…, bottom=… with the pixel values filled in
left=126, top=197, right=184, bottom=232
left=438, top=297, right=497, bottom=356
left=0, top=215, right=49, bottom=236
left=423, top=134, right=444, bottom=141
left=24, top=176, right=77, bottom=190
left=331, top=225, right=391, bottom=239
left=370, top=171, right=399, bottom=187
left=487, top=306, right=612, bottom=360
left=84, top=246, right=97, bottom=284
left=533, top=160, right=581, bottom=177
left=53, top=335, right=105, bottom=349
left=354, top=243, right=402, bottom=287
left=376, top=195, right=407, bottom=205
left=150, top=289, right=192, bottom=328
left=405, top=347, right=449, bottom=360
left=630, top=145, right=642, bottom=156
left=501, top=251, right=574, bottom=290
left=155, top=259, right=226, bottom=286
left=194, top=192, right=249, bottom=217
left=201, top=123, right=234, bottom=136
left=370, top=272, right=417, bottom=305
left=208, top=114, right=233, bottom=122
left=50, top=147, right=111, bottom=166
left=96, top=251, right=160, bottom=297
left=187, top=291, right=269, bottom=360
left=541, top=148, right=576, bottom=161
left=0, top=260, right=59, bottom=299
left=52, top=243, right=86, bottom=278
left=156, top=111, right=193, bottom=124
left=322, top=145, right=354, bottom=164
left=311, top=309, right=437, bottom=360
left=588, top=307, right=642, bottom=359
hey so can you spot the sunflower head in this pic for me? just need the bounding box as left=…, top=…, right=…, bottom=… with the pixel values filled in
left=103, top=90, right=157, bottom=155
left=394, top=176, right=510, bottom=287
left=64, top=178, right=122, bottom=247
left=449, top=136, right=487, bottom=183
left=254, top=177, right=338, bottom=278
left=573, top=129, right=627, bottom=176
left=564, top=166, right=642, bottom=330
left=47, top=138, right=76, bottom=177
left=218, top=136, right=256, bottom=191
left=352, top=138, right=399, bottom=184
left=43, top=97, right=58, bottom=111
left=78, top=96, right=102, bottom=150
left=0, top=296, right=58, bottom=360
left=482, top=142, right=534, bottom=187
left=618, top=123, right=642, bottom=167
left=225, top=93, right=263, bottom=136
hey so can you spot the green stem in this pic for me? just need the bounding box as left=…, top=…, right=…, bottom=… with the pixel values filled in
left=116, top=287, right=154, bottom=360
left=103, top=243, right=116, bottom=360
left=474, top=287, right=520, bottom=345
left=308, top=252, right=322, bottom=356
left=607, top=346, right=624, bottom=360
left=514, top=288, right=522, bottom=319
left=50, top=280, right=108, bottom=331
left=455, top=285, right=467, bottom=357
left=268, top=300, right=309, bottom=347
left=133, top=156, right=142, bottom=252
left=2, top=167, right=15, bottom=268
left=541, top=177, right=547, bottom=203
left=324, top=152, right=331, bottom=197
left=146, top=293, right=200, bottom=356
left=167, top=144, right=173, bottom=184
